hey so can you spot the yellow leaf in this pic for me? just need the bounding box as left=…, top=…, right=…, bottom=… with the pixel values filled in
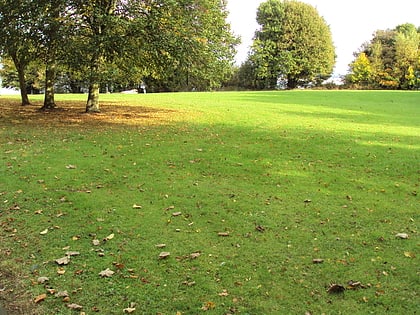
left=404, top=251, right=415, bottom=258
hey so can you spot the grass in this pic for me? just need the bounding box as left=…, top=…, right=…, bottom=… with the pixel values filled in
left=0, top=90, right=418, bottom=314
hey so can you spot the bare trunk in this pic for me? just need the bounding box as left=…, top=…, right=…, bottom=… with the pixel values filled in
left=287, top=76, right=298, bottom=89
left=86, top=83, right=100, bottom=113
left=11, top=55, right=30, bottom=106
left=17, top=66, right=30, bottom=106
left=42, top=63, right=56, bottom=110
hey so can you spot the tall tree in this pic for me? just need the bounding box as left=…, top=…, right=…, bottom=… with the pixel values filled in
left=37, top=0, right=67, bottom=109
left=250, top=0, right=335, bottom=89
left=0, top=0, right=38, bottom=105
left=68, top=0, right=124, bottom=112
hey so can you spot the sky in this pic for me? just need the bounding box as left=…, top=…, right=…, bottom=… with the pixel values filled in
left=226, top=0, right=420, bottom=76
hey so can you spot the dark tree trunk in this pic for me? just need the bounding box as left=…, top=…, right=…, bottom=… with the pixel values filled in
left=42, top=63, right=56, bottom=110
left=11, top=55, right=30, bottom=106
left=17, top=66, right=30, bottom=106
left=287, top=76, right=298, bottom=89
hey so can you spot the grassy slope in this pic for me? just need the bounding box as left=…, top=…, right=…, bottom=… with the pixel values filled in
left=0, top=90, right=418, bottom=314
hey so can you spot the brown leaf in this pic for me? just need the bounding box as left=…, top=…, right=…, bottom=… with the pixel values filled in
left=190, top=252, right=201, bottom=259
left=55, top=290, right=69, bottom=298
left=395, top=233, right=409, bottom=239
left=327, top=283, right=345, bottom=294
left=312, top=258, right=324, bottom=264
left=55, top=256, right=71, bottom=265
left=57, top=268, right=66, bottom=275
left=34, top=293, right=47, bottom=303
left=67, top=303, right=83, bottom=310
left=172, top=212, right=182, bottom=217
left=65, top=251, right=80, bottom=257
left=37, top=277, right=49, bottom=284
left=218, top=232, right=230, bottom=237
left=99, top=268, right=115, bottom=277
left=158, top=252, right=170, bottom=259
left=218, top=289, right=229, bottom=297
left=201, top=301, right=216, bottom=311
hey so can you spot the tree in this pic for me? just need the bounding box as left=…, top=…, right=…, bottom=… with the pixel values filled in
left=348, top=23, right=420, bottom=89
left=348, top=52, right=372, bottom=87
left=37, top=0, right=68, bottom=109
left=250, top=0, right=335, bottom=89
left=0, top=0, right=39, bottom=105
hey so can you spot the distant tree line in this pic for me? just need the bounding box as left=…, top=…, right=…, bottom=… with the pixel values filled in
left=345, top=23, right=420, bottom=90
left=1, top=0, right=418, bottom=113
left=0, top=0, right=238, bottom=111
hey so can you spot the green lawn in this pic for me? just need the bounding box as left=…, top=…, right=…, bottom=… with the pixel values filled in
left=0, top=91, right=418, bottom=314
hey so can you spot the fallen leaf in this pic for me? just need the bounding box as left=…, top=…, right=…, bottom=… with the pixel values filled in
left=132, top=204, right=142, bottom=209
left=104, top=233, right=114, bottom=241
left=255, top=225, right=265, bottom=232
left=65, top=251, right=80, bottom=257
left=34, top=209, right=43, bottom=215
left=201, top=301, right=216, bottom=311
left=404, top=251, right=415, bottom=258
left=218, top=289, right=229, bottom=297
left=65, top=165, right=77, bottom=169
left=312, top=258, right=324, bottom=264
left=92, top=239, right=100, bottom=246
left=57, top=268, right=66, bottom=275
left=39, top=228, right=49, bottom=235
left=172, top=212, right=182, bottom=217
left=99, top=268, right=115, bottom=277
left=34, top=293, right=47, bottom=303
left=37, top=277, right=49, bottom=284
left=218, top=232, right=229, bottom=237
left=72, top=235, right=80, bottom=241
left=327, top=283, right=345, bottom=294
left=155, top=243, right=166, bottom=248
left=67, top=303, right=83, bottom=310
left=55, top=256, right=71, bottom=265
left=158, top=252, right=170, bottom=259
left=190, top=252, right=201, bottom=259
left=123, top=302, right=137, bottom=313
left=347, top=280, right=367, bottom=290
left=55, top=290, right=69, bottom=298
left=395, top=233, right=409, bottom=239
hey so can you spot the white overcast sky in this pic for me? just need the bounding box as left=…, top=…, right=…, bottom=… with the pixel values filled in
left=226, top=0, right=420, bottom=75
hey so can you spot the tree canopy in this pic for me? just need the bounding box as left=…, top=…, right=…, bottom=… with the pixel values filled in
left=347, top=23, right=420, bottom=89
left=0, top=0, right=238, bottom=110
left=247, top=0, right=335, bottom=89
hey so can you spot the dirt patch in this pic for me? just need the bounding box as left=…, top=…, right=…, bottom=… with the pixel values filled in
left=0, top=99, right=182, bottom=128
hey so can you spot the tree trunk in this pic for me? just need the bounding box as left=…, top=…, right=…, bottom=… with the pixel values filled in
left=17, top=65, right=30, bottom=106
left=86, top=83, right=100, bottom=113
left=287, top=76, right=298, bottom=89
left=11, top=56, right=30, bottom=106
left=42, top=62, right=56, bottom=110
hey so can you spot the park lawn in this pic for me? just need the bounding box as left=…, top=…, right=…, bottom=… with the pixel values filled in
left=0, top=90, right=418, bottom=314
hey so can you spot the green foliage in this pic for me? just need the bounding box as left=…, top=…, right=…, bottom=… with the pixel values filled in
left=348, top=53, right=372, bottom=86
left=0, top=91, right=419, bottom=314
left=0, top=0, right=238, bottom=107
left=348, top=23, right=420, bottom=90
left=249, top=0, right=335, bottom=89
